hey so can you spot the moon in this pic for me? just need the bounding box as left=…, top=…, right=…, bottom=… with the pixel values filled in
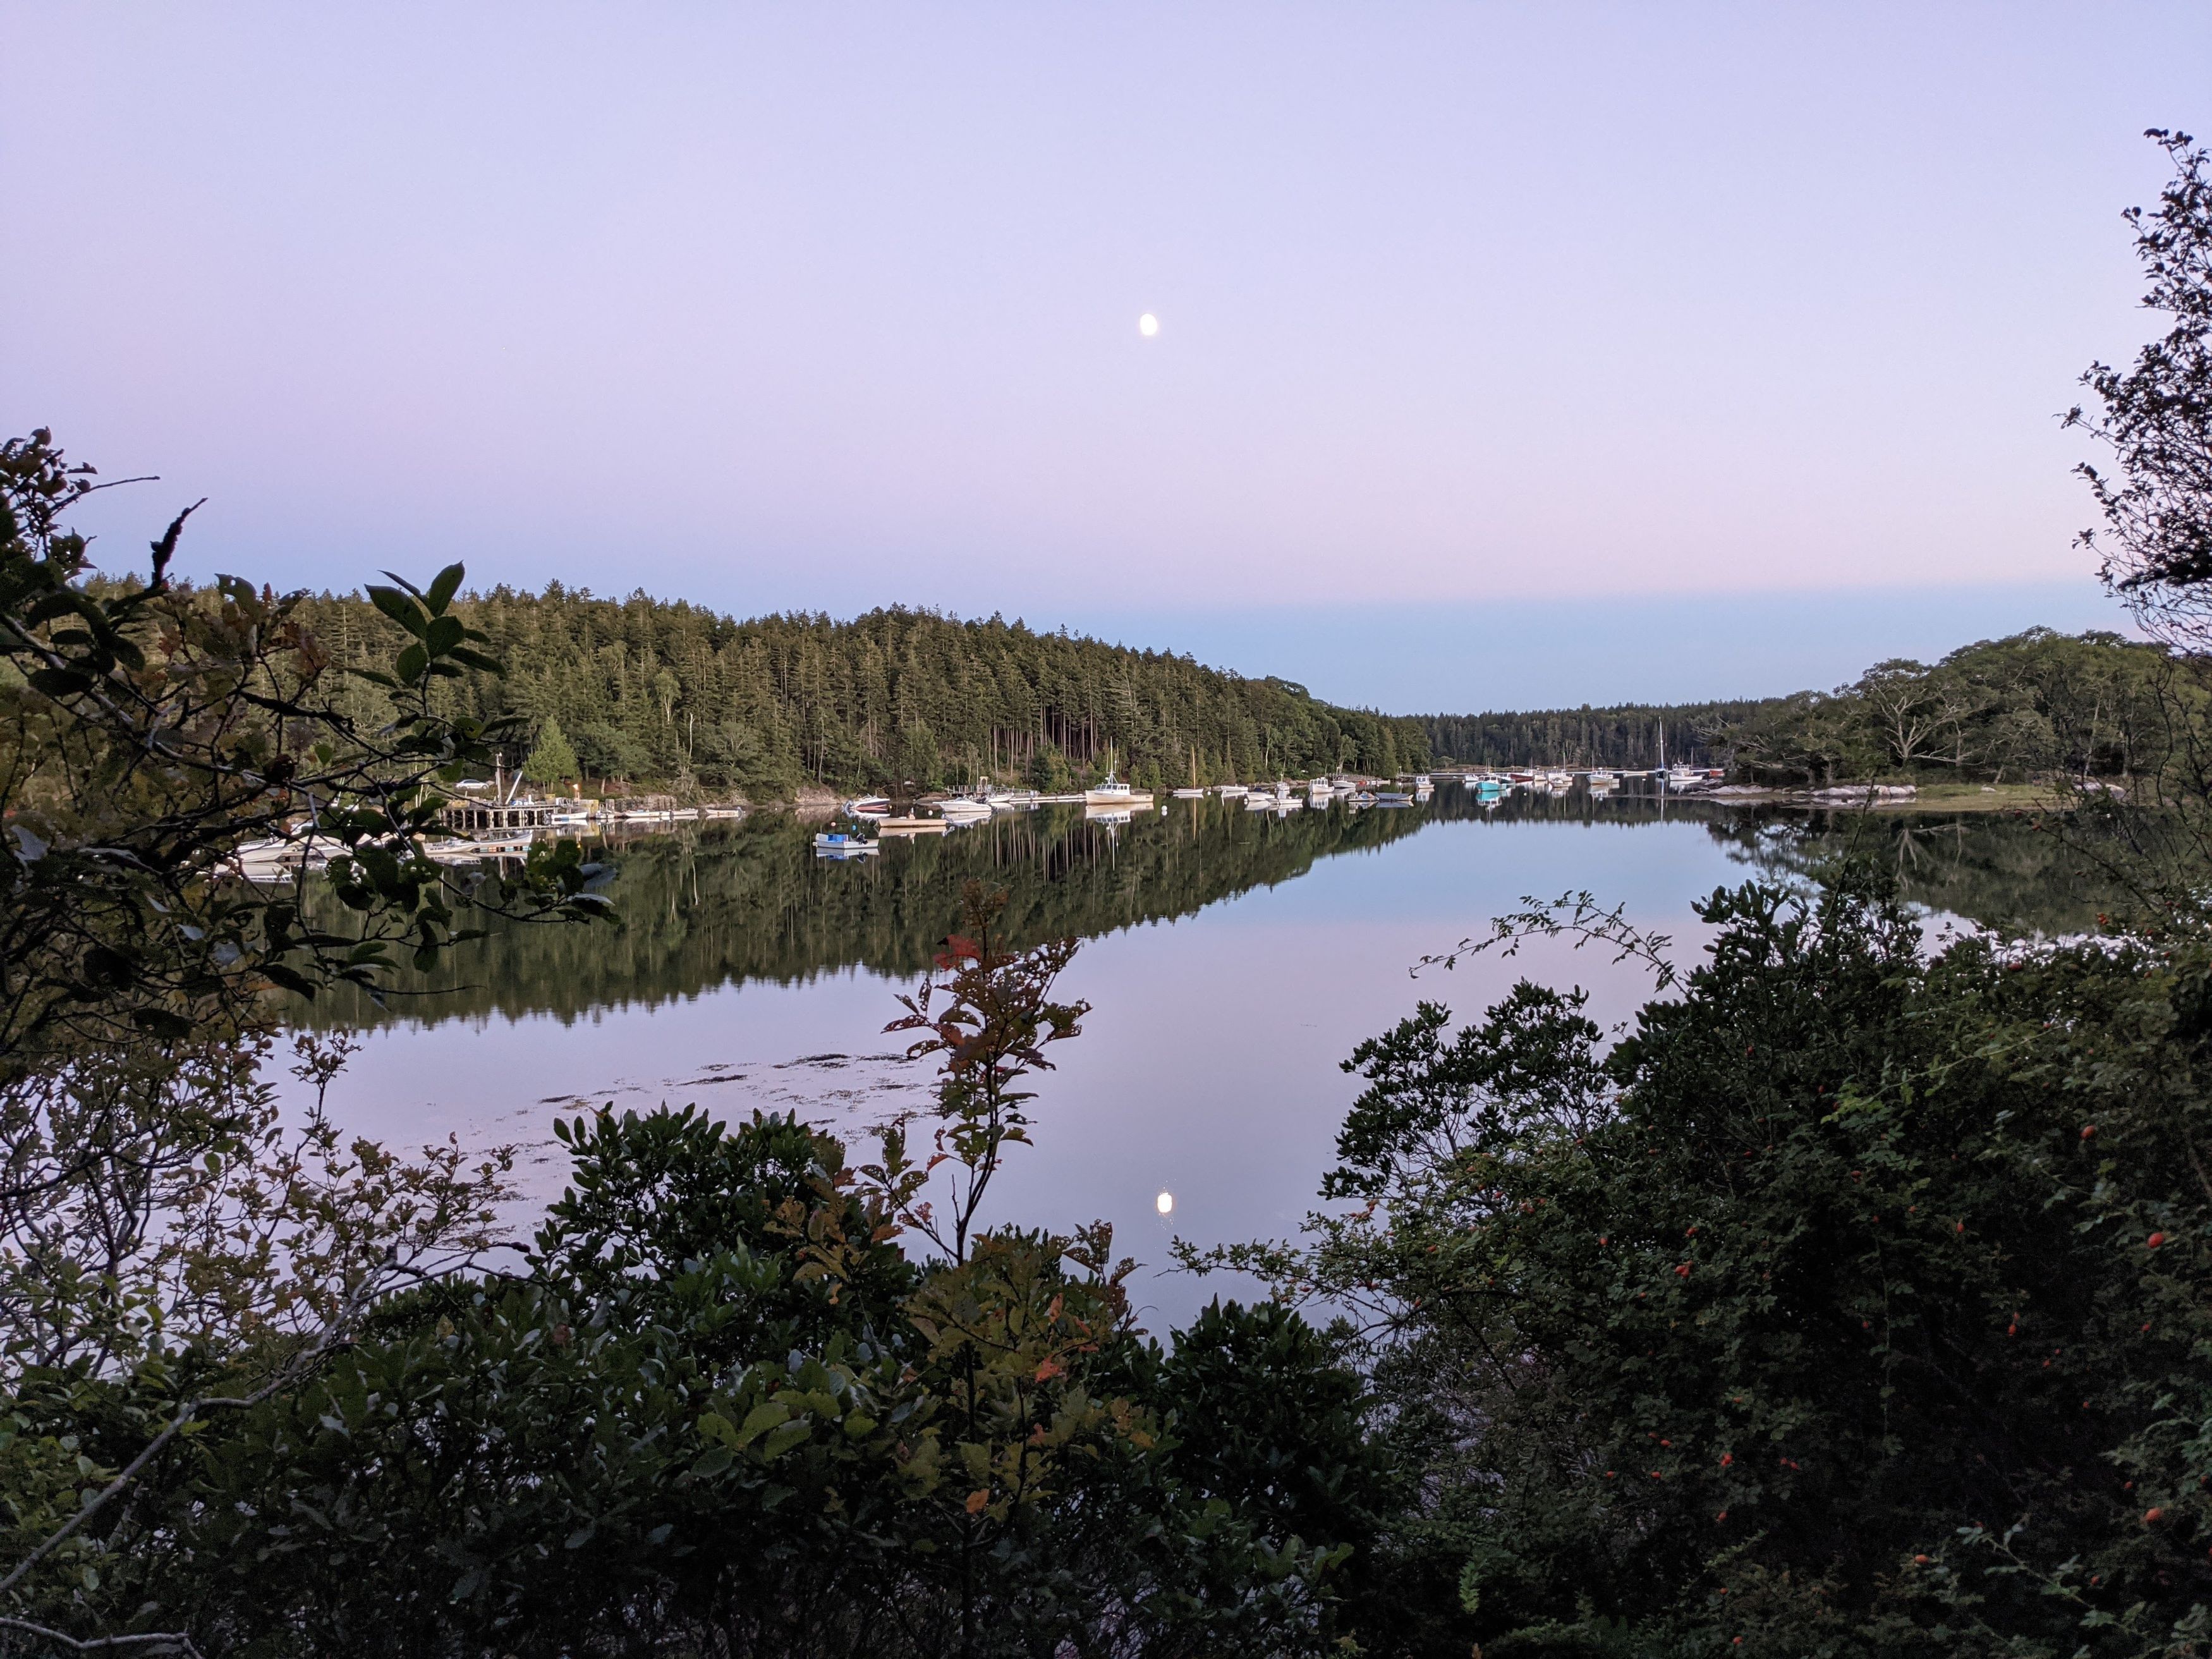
left=1155, top=1189, right=1174, bottom=1215
left=1138, top=313, right=1160, bottom=337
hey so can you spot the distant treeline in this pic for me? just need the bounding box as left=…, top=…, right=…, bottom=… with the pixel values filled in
left=302, top=587, right=1431, bottom=798
left=1721, top=628, right=2175, bottom=784
left=1417, top=703, right=1762, bottom=770
left=303, top=586, right=2162, bottom=794
left=1422, top=629, right=2173, bottom=784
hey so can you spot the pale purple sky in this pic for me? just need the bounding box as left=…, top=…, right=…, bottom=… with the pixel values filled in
left=5, top=3, right=2207, bottom=707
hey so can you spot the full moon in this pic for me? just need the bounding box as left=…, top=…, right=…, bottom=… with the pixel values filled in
left=1138, top=313, right=1160, bottom=337
left=1155, top=1189, right=1174, bottom=1215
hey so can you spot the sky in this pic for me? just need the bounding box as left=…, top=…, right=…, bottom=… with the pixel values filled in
left=4, top=3, right=2208, bottom=710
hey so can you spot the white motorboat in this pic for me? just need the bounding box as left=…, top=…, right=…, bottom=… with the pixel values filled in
left=228, top=832, right=340, bottom=878
left=844, top=796, right=892, bottom=818
left=1172, top=787, right=1207, bottom=798
left=1215, top=783, right=1248, bottom=798
left=1083, top=772, right=1153, bottom=808
left=938, top=796, right=992, bottom=821
left=423, top=830, right=535, bottom=862
left=813, top=830, right=879, bottom=856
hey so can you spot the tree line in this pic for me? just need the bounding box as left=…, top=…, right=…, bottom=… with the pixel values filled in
left=1419, top=701, right=1756, bottom=769
left=301, top=589, right=1433, bottom=798
left=1420, top=628, right=2174, bottom=784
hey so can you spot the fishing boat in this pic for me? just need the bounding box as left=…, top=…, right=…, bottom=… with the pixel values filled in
left=1085, top=804, right=1134, bottom=825
left=1083, top=771, right=1153, bottom=808
left=813, top=830, right=878, bottom=856
left=227, top=830, right=341, bottom=878
left=423, top=830, right=535, bottom=862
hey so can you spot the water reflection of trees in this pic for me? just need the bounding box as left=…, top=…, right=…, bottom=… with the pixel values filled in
left=1701, top=811, right=2108, bottom=935
left=300, top=794, right=2101, bottom=1030
left=303, top=801, right=1430, bottom=1028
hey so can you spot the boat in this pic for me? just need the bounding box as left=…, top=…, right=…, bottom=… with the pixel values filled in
left=844, top=796, right=892, bottom=818
left=1215, top=783, right=1248, bottom=798
left=1083, top=771, right=1153, bottom=808
left=1586, top=770, right=1617, bottom=786
left=1242, top=791, right=1274, bottom=811
left=1374, top=790, right=1414, bottom=806
left=227, top=831, right=340, bottom=877
left=813, top=830, right=878, bottom=856
left=1085, top=805, right=1134, bottom=825
left=986, top=787, right=1040, bottom=810
left=938, top=796, right=992, bottom=821
left=423, top=830, right=535, bottom=862
left=1172, top=787, right=1207, bottom=798
left=1348, top=790, right=1376, bottom=808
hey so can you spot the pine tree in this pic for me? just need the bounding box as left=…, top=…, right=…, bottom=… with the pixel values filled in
left=523, top=714, right=581, bottom=790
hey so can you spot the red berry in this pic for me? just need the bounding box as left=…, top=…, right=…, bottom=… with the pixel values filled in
left=2081, top=1126, right=2097, bottom=1139
left=2148, top=1232, right=2166, bottom=1249
left=1914, top=1554, right=1930, bottom=1565
left=2146, top=1507, right=2165, bottom=1524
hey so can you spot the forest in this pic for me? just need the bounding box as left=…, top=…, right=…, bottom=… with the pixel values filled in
left=1419, top=700, right=1755, bottom=769
left=1419, top=628, right=2172, bottom=783
left=300, top=588, right=1432, bottom=798
left=1718, top=628, right=2177, bottom=785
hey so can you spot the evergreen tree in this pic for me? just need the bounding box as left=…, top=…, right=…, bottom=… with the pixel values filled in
left=523, top=714, right=580, bottom=789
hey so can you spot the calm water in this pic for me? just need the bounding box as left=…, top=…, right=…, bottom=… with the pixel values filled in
left=295, top=791, right=2103, bottom=1330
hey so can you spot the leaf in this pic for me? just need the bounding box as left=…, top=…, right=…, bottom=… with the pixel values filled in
left=965, top=1488, right=990, bottom=1514
left=760, top=1419, right=813, bottom=1459
left=696, top=1410, right=739, bottom=1448
left=425, top=562, right=465, bottom=613
left=425, top=613, right=465, bottom=655
left=27, top=667, right=93, bottom=698
left=734, top=1401, right=790, bottom=1447
left=395, top=642, right=429, bottom=684
left=367, top=585, right=430, bottom=638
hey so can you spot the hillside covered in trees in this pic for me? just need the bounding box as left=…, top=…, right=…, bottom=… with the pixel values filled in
left=1720, top=627, right=2175, bottom=784
left=1418, top=701, right=1759, bottom=769
left=1419, top=628, right=2169, bottom=784
left=303, top=586, right=1431, bottom=798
